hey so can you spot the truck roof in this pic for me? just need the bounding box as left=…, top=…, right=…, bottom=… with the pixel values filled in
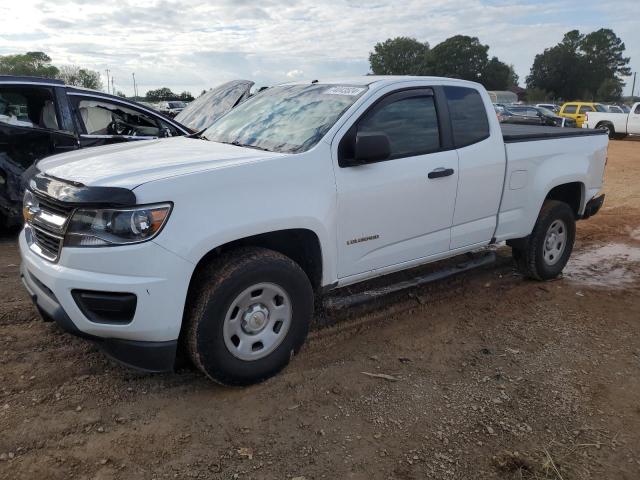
left=282, top=75, right=480, bottom=87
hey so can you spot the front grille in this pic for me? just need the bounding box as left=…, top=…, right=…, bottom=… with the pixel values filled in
left=34, top=195, right=75, bottom=217
left=31, top=225, right=63, bottom=260
left=26, top=193, right=74, bottom=262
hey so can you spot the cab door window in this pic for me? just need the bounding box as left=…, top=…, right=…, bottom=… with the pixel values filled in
left=357, top=94, right=440, bottom=159
left=73, top=97, right=179, bottom=137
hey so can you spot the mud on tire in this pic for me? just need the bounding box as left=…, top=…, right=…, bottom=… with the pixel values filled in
left=511, top=200, right=576, bottom=281
left=184, top=247, right=313, bottom=386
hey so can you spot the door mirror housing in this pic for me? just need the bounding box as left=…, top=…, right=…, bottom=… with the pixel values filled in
left=352, top=132, right=391, bottom=165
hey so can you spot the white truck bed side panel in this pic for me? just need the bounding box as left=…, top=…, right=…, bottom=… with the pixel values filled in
left=584, top=112, right=627, bottom=132
left=495, top=135, right=607, bottom=242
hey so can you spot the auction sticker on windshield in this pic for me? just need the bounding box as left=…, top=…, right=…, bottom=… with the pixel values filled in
left=324, top=86, right=366, bottom=96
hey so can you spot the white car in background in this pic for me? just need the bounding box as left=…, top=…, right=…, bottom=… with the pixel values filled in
left=583, top=102, right=640, bottom=138
left=604, top=105, right=629, bottom=114
left=158, top=100, right=187, bottom=117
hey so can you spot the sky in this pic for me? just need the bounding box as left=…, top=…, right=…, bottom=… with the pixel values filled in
left=1, top=0, right=638, bottom=97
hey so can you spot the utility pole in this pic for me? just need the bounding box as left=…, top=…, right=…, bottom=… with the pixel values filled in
left=105, top=69, right=110, bottom=94
left=631, top=72, right=637, bottom=100
left=132, top=72, right=138, bottom=100
left=111, top=77, right=116, bottom=96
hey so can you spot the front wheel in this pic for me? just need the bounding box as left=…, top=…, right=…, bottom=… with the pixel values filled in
left=185, top=247, right=313, bottom=385
left=511, top=200, right=576, bottom=280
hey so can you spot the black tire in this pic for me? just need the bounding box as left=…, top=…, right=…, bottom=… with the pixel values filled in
left=596, top=122, right=615, bottom=139
left=185, top=247, right=313, bottom=386
left=511, top=200, right=576, bottom=281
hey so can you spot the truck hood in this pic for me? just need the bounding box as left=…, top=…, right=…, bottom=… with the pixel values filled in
left=36, top=136, right=285, bottom=189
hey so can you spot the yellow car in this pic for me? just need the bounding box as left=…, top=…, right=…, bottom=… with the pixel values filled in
left=559, top=102, right=607, bottom=128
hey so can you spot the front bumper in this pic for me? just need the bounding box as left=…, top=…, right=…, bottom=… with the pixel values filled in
left=19, top=230, right=194, bottom=372
left=581, top=194, right=605, bottom=220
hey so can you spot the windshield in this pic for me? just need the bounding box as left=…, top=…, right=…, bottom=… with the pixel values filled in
left=538, top=107, right=556, bottom=117
left=175, top=80, right=254, bottom=131
left=203, top=84, right=368, bottom=154
left=595, top=104, right=607, bottom=113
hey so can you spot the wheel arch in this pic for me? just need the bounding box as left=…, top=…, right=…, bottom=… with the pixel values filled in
left=177, top=228, right=323, bottom=365
left=595, top=120, right=615, bottom=137
left=544, top=181, right=585, bottom=218
left=187, top=228, right=324, bottom=293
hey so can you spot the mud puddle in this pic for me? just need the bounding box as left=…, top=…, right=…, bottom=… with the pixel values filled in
left=564, top=242, right=640, bottom=288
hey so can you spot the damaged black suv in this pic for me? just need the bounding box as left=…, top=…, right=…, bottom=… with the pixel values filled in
left=0, top=76, right=192, bottom=228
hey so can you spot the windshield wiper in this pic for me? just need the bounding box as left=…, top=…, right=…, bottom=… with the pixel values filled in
left=186, top=128, right=209, bottom=140
left=226, top=140, right=272, bottom=152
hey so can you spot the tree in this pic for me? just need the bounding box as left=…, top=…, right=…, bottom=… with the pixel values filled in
left=429, top=35, right=488, bottom=81
left=145, top=87, right=176, bottom=101
left=526, top=29, right=630, bottom=100
left=0, top=51, right=59, bottom=78
left=525, top=87, right=551, bottom=102
left=58, top=65, right=103, bottom=90
left=115, top=90, right=127, bottom=98
left=368, top=35, right=517, bottom=89
left=178, top=91, right=194, bottom=101
left=369, top=37, right=430, bottom=75
left=481, top=57, right=518, bottom=90
left=581, top=28, right=631, bottom=98
left=596, top=78, right=623, bottom=102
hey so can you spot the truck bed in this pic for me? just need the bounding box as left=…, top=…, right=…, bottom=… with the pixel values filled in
left=501, top=124, right=606, bottom=143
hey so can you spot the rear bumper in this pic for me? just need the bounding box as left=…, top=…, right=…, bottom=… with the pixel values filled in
left=581, top=194, right=605, bottom=220
left=21, top=262, right=177, bottom=372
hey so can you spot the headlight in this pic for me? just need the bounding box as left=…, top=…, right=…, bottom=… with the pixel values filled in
left=64, top=203, right=172, bottom=247
left=23, top=190, right=39, bottom=223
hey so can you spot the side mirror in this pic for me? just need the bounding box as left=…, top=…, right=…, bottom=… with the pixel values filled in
left=353, top=132, right=391, bottom=164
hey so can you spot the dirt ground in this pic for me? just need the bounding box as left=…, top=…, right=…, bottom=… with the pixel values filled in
left=1, top=139, right=639, bottom=480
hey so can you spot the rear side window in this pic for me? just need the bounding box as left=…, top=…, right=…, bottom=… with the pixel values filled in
left=563, top=105, right=577, bottom=114
left=443, top=86, right=489, bottom=148
left=358, top=95, right=440, bottom=158
left=0, top=86, right=60, bottom=131
left=635, top=105, right=640, bottom=114
left=579, top=105, right=595, bottom=114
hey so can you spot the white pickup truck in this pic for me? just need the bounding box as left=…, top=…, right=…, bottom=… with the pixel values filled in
left=19, top=76, right=608, bottom=385
left=582, top=102, right=640, bottom=138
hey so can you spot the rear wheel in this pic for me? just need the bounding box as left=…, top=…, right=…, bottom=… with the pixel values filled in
left=185, top=247, right=313, bottom=385
left=511, top=200, right=576, bottom=280
left=596, top=122, right=615, bottom=139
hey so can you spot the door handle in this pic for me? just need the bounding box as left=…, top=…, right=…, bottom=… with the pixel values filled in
left=428, top=168, right=454, bottom=179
